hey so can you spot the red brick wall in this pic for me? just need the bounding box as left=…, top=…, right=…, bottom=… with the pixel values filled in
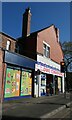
left=0, top=49, right=3, bottom=101
left=0, top=33, right=16, bottom=52
left=0, top=33, right=16, bottom=101
left=0, top=49, right=7, bottom=101
left=37, top=25, right=63, bottom=64
left=22, top=8, right=31, bottom=37
left=2, top=63, right=7, bottom=101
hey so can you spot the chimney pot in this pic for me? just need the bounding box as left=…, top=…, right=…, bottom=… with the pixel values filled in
left=22, top=7, right=31, bottom=38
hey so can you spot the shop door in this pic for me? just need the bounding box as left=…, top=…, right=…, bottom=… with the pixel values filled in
left=46, top=74, right=53, bottom=95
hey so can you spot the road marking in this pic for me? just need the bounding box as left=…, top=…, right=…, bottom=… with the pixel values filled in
left=40, top=105, right=66, bottom=118
left=40, top=102, right=72, bottom=119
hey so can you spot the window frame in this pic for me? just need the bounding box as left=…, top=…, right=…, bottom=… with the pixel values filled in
left=6, top=40, right=11, bottom=50
left=43, top=41, right=50, bottom=58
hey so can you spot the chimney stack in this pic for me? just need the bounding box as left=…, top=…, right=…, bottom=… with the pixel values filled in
left=22, top=7, right=32, bottom=38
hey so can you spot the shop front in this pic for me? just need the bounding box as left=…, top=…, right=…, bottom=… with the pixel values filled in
left=46, top=74, right=53, bottom=96
left=3, top=50, right=36, bottom=100
left=54, top=76, right=62, bottom=95
left=35, top=61, right=64, bottom=97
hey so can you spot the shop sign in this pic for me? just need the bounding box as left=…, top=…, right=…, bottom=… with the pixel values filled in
left=35, top=62, right=64, bottom=77
left=50, top=69, right=63, bottom=76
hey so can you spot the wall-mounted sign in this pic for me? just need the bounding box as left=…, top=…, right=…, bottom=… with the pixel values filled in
left=35, top=62, right=64, bottom=77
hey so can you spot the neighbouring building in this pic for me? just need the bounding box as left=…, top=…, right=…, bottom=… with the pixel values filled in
left=17, top=7, right=64, bottom=97
left=0, top=32, right=16, bottom=101
left=0, top=32, right=36, bottom=101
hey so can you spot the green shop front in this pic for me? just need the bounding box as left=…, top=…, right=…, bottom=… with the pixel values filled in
left=3, top=51, right=36, bottom=100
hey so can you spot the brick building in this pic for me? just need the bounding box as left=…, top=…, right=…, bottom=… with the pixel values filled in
left=0, top=32, right=16, bottom=52
left=0, top=32, right=16, bottom=101
left=17, top=8, right=64, bottom=97
left=0, top=7, right=64, bottom=100
left=0, top=32, right=35, bottom=101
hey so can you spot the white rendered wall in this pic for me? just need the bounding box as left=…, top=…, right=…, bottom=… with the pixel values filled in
left=34, top=55, right=64, bottom=97
left=34, top=75, right=41, bottom=97
left=37, top=55, right=60, bottom=70
left=37, top=75, right=41, bottom=97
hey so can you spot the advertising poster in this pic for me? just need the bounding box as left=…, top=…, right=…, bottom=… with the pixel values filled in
left=21, top=70, right=32, bottom=96
left=41, top=74, right=46, bottom=96
left=58, top=77, right=61, bottom=92
left=4, top=68, right=20, bottom=98
left=41, top=74, right=46, bottom=86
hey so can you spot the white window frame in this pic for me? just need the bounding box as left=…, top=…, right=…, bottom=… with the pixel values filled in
left=43, top=41, right=50, bottom=58
left=6, top=40, right=10, bottom=50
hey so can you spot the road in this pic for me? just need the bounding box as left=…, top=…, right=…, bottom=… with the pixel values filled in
left=49, top=107, right=72, bottom=119
left=2, top=94, right=72, bottom=120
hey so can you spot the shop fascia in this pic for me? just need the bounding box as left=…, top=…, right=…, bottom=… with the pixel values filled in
left=35, top=62, right=64, bottom=77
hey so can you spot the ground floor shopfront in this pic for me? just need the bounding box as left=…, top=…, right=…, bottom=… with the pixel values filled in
left=34, top=61, right=64, bottom=97
left=2, top=50, right=64, bottom=100
left=2, top=50, right=36, bottom=101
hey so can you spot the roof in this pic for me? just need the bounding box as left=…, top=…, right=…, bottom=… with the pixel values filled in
left=0, top=32, right=16, bottom=41
left=17, top=24, right=55, bottom=40
left=30, top=24, right=54, bottom=35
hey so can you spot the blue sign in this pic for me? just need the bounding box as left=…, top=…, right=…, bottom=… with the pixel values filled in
left=4, top=51, right=36, bottom=69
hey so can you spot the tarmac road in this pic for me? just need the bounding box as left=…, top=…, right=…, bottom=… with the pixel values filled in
left=2, top=94, right=72, bottom=120
left=48, top=107, right=72, bottom=119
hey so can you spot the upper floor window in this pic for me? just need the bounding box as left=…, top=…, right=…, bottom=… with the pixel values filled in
left=43, top=41, right=50, bottom=58
left=6, top=40, right=11, bottom=50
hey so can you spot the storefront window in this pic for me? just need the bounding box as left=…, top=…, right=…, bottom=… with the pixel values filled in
left=4, top=67, right=20, bottom=98
left=58, top=77, right=61, bottom=92
left=20, top=69, right=32, bottom=96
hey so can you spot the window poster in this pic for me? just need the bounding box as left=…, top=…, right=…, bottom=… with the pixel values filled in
left=58, top=77, right=61, bottom=92
left=41, top=74, right=46, bottom=96
left=4, top=68, right=20, bottom=98
left=41, top=74, right=46, bottom=86
left=21, top=70, right=32, bottom=96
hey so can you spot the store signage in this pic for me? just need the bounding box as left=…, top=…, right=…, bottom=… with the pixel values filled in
left=35, top=62, right=64, bottom=77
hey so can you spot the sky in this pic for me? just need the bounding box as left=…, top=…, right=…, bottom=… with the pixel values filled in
left=2, top=2, right=70, bottom=43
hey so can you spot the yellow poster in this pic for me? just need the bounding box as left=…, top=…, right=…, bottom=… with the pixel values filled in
left=21, top=70, right=32, bottom=96
left=58, top=77, right=61, bottom=92
left=4, top=68, right=20, bottom=98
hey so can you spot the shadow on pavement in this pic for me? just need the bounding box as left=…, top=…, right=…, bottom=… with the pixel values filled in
left=2, top=116, right=41, bottom=120
left=34, top=102, right=66, bottom=106
left=2, top=116, right=72, bottom=120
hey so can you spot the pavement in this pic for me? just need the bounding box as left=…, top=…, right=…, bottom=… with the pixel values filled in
left=2, top=93, right=72, bottom=120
